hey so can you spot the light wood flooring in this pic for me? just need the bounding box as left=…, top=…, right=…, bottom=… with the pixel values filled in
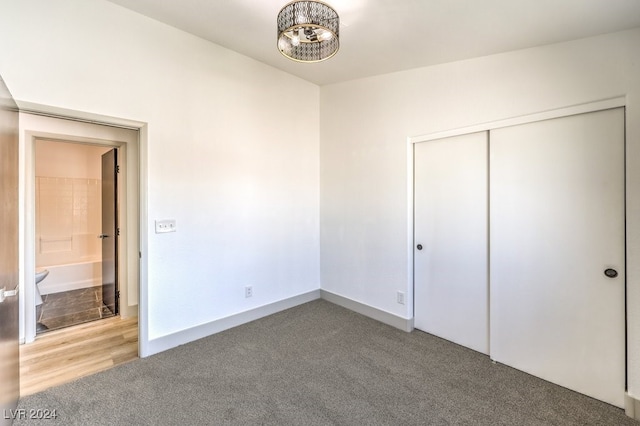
left=20, top=315, right=138, bottom=397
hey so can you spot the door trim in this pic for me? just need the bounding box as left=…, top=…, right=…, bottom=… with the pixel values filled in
left=410, top=96, right=625, bottom=144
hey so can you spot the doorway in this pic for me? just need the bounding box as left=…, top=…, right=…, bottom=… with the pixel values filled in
left=34, top=140, right=119, bottom=333
left=20, top=112, right=140, bottom=344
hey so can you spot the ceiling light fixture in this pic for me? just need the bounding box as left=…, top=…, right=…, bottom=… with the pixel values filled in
left=277, top=1, right=339, bottom=63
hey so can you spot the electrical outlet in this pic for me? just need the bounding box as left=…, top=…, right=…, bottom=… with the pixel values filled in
left=155, top=219, right=176, bottom=233
left=397, top=291, right=405, bottom=305
left=245, top=286, right=253, bottom=298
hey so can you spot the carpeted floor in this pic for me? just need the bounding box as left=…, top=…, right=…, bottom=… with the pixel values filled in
left=15, top=299, right=637, bottom=425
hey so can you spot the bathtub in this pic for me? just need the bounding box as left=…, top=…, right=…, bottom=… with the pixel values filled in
left=37, top=260, right=102, bottom=295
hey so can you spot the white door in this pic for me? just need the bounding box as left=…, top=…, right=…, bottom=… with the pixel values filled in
left=414, top=132, right=489, bottom=354
left=490, top=108, right=625, bottom=407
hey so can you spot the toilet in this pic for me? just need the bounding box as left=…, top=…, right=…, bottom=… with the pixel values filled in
left=35, top=269, right=49, bottom=306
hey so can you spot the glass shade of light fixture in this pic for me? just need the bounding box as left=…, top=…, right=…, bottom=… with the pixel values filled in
left=277, top=1, right=339, bottom=63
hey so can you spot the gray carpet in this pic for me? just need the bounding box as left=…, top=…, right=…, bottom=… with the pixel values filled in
left=15, top=300, right=636, bottom=425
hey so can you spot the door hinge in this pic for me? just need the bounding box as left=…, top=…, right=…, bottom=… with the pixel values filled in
left=116, top=290, right=120, bottom=300
left=116, top=165, right=120, bottom=173
left=117, top=228, right=121, bottom=236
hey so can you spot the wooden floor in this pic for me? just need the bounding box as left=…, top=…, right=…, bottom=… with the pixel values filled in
left=20, top=315, right=138, bottom=397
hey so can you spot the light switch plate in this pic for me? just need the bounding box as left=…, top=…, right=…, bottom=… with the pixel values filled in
left=155, top=219, right=176, bottom=233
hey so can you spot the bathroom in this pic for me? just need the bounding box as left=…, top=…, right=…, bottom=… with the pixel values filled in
left=35, top=139, right=115, bottom=333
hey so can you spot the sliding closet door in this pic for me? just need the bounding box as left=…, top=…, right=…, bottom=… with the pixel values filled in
left=414, top=132, right=488, bottom=354
left=490, top=108, right=625, bottom=407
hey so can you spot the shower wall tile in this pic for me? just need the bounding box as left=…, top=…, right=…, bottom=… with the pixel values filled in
left=36, top=176, right=103, bottom=267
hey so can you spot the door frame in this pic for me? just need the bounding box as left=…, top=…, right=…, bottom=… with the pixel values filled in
left=407, top=96, right=628, bottom=400
left=18, top=109, right=147, bottom=353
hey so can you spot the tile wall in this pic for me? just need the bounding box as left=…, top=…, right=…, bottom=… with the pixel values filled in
left=35, top=176, right=102, bottom=267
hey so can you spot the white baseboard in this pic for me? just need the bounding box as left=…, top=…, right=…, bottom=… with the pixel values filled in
left=119, top=304, right=138, bottom=319
left=625, top=393, right=640, bottom=420
left=143, top=289, right=413, bottom=357
left=144, top=290, right=321, bottom=357
left=320, top=290, right=413, bottom=332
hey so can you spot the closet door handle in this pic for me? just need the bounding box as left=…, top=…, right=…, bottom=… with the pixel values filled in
left=604, top=268, right=618, bottom=278
left=416, top=244, right=423, bottom=250
left=98, top=234, right=109, bottom=239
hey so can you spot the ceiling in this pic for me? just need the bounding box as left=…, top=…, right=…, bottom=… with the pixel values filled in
left=105, top=0, right=640, bottom=86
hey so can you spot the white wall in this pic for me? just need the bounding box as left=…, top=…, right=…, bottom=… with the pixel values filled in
left=320, top=28, right=640, bottom=395
left=0, top=0, right=320, bottom=354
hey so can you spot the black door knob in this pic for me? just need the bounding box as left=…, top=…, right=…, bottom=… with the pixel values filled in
left=416, top=244, right=423, bottom=250
left=604, top=268, right=618, bottom=278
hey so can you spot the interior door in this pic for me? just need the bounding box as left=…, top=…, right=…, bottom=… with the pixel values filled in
left=101, top=149, right=118, bottom=315
left=414, top=132, right=489, bottom=354
left=0, top=76, right=20, bottom=424
left=490, top=108, right=625, bottom=407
